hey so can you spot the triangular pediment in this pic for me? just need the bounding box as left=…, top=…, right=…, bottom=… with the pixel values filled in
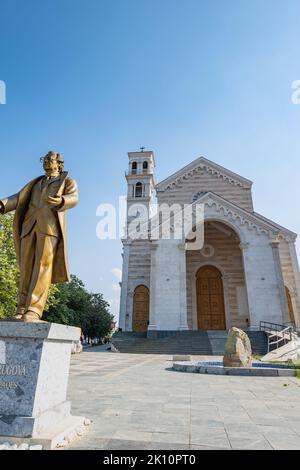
left=156, top=156, right=253, bottom=191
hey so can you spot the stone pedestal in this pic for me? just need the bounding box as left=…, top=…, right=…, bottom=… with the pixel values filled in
left=0, top=321, right=87, bottom=449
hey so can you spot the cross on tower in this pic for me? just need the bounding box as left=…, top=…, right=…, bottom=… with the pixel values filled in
left=140, top=147, right=145, bottom=152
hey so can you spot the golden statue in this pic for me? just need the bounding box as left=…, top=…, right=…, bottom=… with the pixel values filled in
left=0, top=151, right=79, bottom=322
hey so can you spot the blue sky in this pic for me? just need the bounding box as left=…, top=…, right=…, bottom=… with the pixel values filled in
left=0, top=0, right=300, bottom=320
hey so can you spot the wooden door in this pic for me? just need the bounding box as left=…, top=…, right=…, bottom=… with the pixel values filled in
left=196, top=266, right=226, bottom=330
left=285, top=286, right=296, bottom=327
left=132, top=285, right=149, bottom=332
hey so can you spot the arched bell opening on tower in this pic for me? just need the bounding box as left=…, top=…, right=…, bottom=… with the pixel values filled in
left=135, top=182, right=143, bottom=198
left=131, top=161, right=137, bottom=174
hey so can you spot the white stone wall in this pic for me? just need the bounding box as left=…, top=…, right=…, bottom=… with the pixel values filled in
left=241, top=235, right=287, bottom=329
left=149, top=239, right=188, bottom=331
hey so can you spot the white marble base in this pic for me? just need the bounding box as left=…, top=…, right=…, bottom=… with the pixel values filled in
left=0, top=321, right=87, bottom=446
left=0, top=416, right=89, bottom=450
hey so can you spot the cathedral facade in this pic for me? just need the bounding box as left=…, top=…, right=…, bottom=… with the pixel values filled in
left=119, top=151, right=300, bottom=333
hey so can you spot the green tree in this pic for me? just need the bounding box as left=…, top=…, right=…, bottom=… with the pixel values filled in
left=82, top=293, right=113, bottom=339
left=0, top=214, right=19, bottom=318
left=45, top=275, right=113, bottom=339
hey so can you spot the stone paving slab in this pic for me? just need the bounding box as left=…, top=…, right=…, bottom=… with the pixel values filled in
left=66, top=349, right=300, bottom=450
left=228, top=434, right=273, bottom=450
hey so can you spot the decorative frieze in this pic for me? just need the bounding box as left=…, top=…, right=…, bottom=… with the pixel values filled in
left=203, top=195, right=278, bottom=238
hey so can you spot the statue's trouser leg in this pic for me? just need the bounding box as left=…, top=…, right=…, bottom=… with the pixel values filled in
left=17, top=228, right=37, bottom=315
left=25, top=229, right=59, bottom=318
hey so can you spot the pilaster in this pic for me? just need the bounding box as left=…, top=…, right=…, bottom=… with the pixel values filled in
left=270, top=238, right=289, bottom=323
left=178, top=243, right=189, bottom=330
left=148, top=242, right=158, bottom=332
left=119, top=240, right=131, bottom=331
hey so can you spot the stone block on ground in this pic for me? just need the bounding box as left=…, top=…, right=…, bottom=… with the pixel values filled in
left=223, top=327, right=252, bottom=368
left=173, top=355, right=192, bottom=362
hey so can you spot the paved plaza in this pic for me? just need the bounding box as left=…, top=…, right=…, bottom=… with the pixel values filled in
left=67, top=347, right=300, bottom=450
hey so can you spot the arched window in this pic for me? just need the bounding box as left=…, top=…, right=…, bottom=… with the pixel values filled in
left=132, top=161, right=137, bottom=174
left=143, top=161, right=148, bottom=173
left=135, top=182, right=143, bottom=197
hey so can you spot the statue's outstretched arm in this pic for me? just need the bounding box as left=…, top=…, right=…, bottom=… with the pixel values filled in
left=0, top=194, right=18, bottom=214
left=58, top=178, right=79, bottom=211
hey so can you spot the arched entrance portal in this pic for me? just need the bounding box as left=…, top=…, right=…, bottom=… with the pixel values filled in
left=132, top=285, right=149, bottom=332
left=285, top=286, right=296, bottom=327
left=196, top=266, right=226, bottom=330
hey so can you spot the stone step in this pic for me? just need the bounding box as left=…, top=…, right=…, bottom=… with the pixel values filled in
left=111, top=330, right=268, bottom=355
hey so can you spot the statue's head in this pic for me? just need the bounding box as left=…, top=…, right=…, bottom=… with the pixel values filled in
left=40, top=151, right=64, bottom=175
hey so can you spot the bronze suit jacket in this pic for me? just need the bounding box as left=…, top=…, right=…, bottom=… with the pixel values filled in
left=0, top=171, right=78, bottom=283
left=21, top=176, right=63, bottom=238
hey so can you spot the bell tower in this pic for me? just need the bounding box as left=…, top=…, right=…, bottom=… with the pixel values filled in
left=125, top=149, right=155, bottom=236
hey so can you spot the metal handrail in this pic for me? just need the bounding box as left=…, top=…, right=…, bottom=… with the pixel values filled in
left=259, top=321, right=295, bottom=353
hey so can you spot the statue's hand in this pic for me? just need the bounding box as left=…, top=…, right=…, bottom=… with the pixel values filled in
left=47, top=196, right=63, bottom=208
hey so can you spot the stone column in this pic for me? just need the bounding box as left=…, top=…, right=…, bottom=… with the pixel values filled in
left=148, top=239, right=184, bottom=332
left=179, top=243, right=189, bottom=330
left=270, top=239, right=289, bottom=323
left=127, top=291, right=134, bottom=331
left=222, top=273, right=231, bottom=329
left=119, top=240, right=131, bottom=331
left=239, top=241, right=258, bottom=330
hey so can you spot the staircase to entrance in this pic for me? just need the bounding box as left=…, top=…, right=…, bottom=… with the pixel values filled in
left=111, top=330, right=268, bottom=355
